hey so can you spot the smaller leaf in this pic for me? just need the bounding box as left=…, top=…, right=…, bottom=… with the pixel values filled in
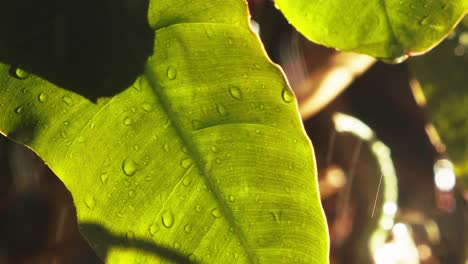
left=275, top=0, right=468, bottom=61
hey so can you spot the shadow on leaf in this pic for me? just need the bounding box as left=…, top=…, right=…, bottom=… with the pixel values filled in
left=0, top=0, right=154, bottom=101
left=80, top=222, right=194, bottom=263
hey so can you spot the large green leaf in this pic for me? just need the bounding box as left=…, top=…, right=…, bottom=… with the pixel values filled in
left=411, top=18, right=468, bottom=187
left=0, top=0, right=328, bottom=263
left=274, top=0, right=468, bottom=61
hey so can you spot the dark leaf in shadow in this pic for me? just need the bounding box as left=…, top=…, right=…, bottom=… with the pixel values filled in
left=0, top=0, right=154, bottom=101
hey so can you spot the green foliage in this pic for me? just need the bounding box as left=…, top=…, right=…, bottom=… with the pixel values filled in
left=275, top=0, right=468, bottom=61
left=411, top=18, right=468, bottom=186
left=0, top=0, right=328, bottom=263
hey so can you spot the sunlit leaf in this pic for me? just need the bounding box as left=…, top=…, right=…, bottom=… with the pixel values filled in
left=275, top=0, right=468, bottom=61
left=0, top=0, right=328, bottom=262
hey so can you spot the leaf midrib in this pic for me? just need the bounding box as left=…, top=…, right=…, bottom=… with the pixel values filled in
left=143, top=49, right=256, bottom=263
left=380, top=0, right=404, bottom=55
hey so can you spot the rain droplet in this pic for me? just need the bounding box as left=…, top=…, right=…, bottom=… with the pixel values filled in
left=163, top=143, right=170, bottom=152
left=60, top=130, right=68, bottom=138
left=216, top=104, right=227, bottom=116
left=270, top=211, right=281, bottom=223
left=211, top=145, right=219, bottom=153
left=181, top=146, right=188, bottom=153
left=142, top=103, right=153, bottom=112
left=85, top=195, right=96, bottom=209
left=133, top=83, right=142, bottom=92
left=62, top=95, right=73, bottom=105
left=163, top=119, right=171, bottom=128
left=148, top=224, right=160, bottom=236
left=184, top=224, right=192, bottom=233
left=211, top=208, right=221, bottom=218
left=162, top=210, right=174, bottom=228
left=228, top=86, right=242, bottom=100
left=281, top=88, right=294, bottom=103
left=173, top=242, right=181, bottom=249
left=166, top=66, right=177, bottom=80
left=195, top=204, right=202, bottom=212
left=228, top=195, right=235, bottom=202
left=90, top=122, right=96, bottom=129
left=10, top=67, right=29, bottom=79
left=215, top=158, right=222, bottom=164
left=419, top=16, right=429, bottom=25
left=181, top=158, right=192, bottom=169
left=37, top=93, right=47, bottom=103
left=122, top=158, right=138, bottom=176
left=182, top=176, right=192, bottom=187
left=100, top=173, right=109, bottom=184
left=63, top=121, right=69, bottom=126
left=14, top=105, right=23, bottom=114
left=123, top=117, right=133, bottom=126
left=128, top=190, right=135, bottom=198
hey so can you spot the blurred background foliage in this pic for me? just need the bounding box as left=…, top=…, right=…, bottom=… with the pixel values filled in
left=1, top=1, right=468, bottom=263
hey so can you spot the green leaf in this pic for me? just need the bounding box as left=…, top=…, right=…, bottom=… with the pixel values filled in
left=0, top=0, right=328, bottom=263
left=410, top=18, right=468, bottom=186
left=274, top=0, right=468, bottom=61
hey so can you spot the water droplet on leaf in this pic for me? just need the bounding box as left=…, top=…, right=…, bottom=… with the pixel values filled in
left=166, top=66, right=177, bottom=80
left=85, top=195, right=96, bottom=209
left=149, top=224, right=160, bottom=236
left=10, top=67, right=29, bottom=79
left=163, top=143, right=170, bottom=152
left=38, top=93, right=48, bottom=103
left=163, top=119, right=171, bottom=128
left=14, top=105, right=23, bottom=114
left=123, top=117, right=133, bottom=126
left=162, top=210, right=174, bottom=228
left=142, top=103, right=153, bottom=112
left=211, top=145, right=219, bottom=153
left=100, top=173, right=109, bottom=184
left=184, top=224, right=192, bottom=233
left=281, top=88, right=294, bottom=103
left=122, top=158, right=138, bottom=176
left=182, top=176, right=192, bottom=187
left=216, top=104, right=227, bottom=116
left=228, top=86, right=242, bottom=100
left=211, top=208, right=221, bottom=218
left=180, top=158, right=192, bottom=169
